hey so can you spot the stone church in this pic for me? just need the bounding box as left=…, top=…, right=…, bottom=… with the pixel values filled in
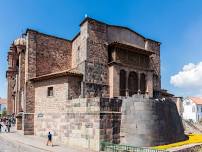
left=6, top=17, right=185, bottom=151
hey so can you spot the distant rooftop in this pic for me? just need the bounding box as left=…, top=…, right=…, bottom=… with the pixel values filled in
left=0, top=98, right=7, bottom=105
left=190, top=97, right=202, bottom=105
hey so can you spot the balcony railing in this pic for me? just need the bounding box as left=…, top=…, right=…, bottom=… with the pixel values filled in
left=100, top=141, right=168, bottom=152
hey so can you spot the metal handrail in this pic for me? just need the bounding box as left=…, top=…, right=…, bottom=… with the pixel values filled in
left=100, top=141, right=168, bottom=152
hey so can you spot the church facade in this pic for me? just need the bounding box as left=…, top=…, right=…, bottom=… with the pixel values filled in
left=6, top=17, right=183, bottom=151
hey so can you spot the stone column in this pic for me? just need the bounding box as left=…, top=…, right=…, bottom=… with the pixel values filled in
left=146, top=72, right=153, bottom=97
left=80, top=81, right=85, bottom=98
left=23, top=30, right=37, bottom=135
left=6, top=46, right=16, bottom=115
left=109, top=65, right=119, bottom=97
left=125, top=70, right=129, bottom=96
left=6, top=72, right=14, bottom=115
left=18, top=47, right=25, bottom=112
left=137, top=72, right=141, bottom=94
left=15, top=74, right=20, bottom=114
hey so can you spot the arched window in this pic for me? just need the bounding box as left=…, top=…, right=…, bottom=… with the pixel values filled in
left=119, top=70, right=126, bottom=96
left=140, top=73, right=146, bottom=94
left=128, top=71, right=138, bottom=96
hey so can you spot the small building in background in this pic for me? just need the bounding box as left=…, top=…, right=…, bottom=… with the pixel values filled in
left=0, top=98, right=7, bottom=116
left=183, top=97, right=202, bottom=122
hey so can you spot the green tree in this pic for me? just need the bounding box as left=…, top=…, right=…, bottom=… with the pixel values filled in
left=2, top=107, right=7, bottom=117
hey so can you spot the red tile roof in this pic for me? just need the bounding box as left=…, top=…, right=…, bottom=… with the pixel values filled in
left=0, top=98, right=7, bottom=105
left=30, top=70, right=83, bottom=82
left=190, top=97, right=202, bottom=105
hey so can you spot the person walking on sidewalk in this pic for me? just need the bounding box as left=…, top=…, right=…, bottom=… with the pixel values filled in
left=0, top=121, right=2, bottom=133
left=46, top=132, right=53, bottom=147
left=7, top=119, right=11, bottom=132
left=3, top=118, right=7, bottom=132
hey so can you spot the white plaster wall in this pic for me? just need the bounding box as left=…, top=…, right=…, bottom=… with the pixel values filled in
left=183, top=99, right=197, bottom=122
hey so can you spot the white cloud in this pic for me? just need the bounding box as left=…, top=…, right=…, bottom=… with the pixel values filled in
left=170, top=62, right=202, bottom=89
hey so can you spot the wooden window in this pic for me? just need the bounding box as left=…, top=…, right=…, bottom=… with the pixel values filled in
left=47, top=87, right=53, bottom=97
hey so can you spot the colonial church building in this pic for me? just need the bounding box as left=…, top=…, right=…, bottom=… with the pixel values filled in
left=6, top=17, right=185, bottom=151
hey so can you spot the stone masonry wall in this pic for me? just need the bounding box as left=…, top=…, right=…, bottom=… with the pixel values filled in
left=35, top=32, right=72, bottom=76
left=18, top=48, right=25, bottom=112
left=147, top=40, right=161, bottom=90
left=100, top=98, right=122, bottom=144
left=7, top=47, right=18, bottom=114
left=68, top=76, right=82, bottom=99
left=82, top=20, right=109, bottom=98
left=34, top=76, right=81, bottom=105
left=34, top=98, right=101, bottom=151
left=24, top=30, right=73, bottom=135
left=34, top=95, right=122, bottom=151
left=120, top=95, right=186, bottom=147
left=72, top=22, right=88, bottom=69
left=79, top=19, right=161, bottom=98
left=6, top=73, right=16, bottom=114
left=23, top=81, right=35, bottom=135
left=34, top=77, right=69, bottom=113
left=84, top=61, right=108, bottom=97
left=72, top=35, right=81, bottom=68
left=24, top=30, right=37, bottom=135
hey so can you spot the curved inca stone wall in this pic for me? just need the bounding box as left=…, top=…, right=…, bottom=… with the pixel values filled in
left=120, top=96, right=186, bottom=147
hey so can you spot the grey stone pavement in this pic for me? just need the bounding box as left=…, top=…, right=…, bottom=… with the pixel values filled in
left=0, top=127, right=90, bottom=152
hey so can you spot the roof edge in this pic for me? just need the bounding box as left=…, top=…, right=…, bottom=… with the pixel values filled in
left=71, top=32, right=80, bottom=42
left=79, top=17, right=161, bottom=44
left=30, top=70, right=83, bottom=82
left=26, top=29, right=72, bottom=42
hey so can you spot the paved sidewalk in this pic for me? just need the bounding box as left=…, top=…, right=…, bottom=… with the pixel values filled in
left=0, top=129, right=90, bottom=152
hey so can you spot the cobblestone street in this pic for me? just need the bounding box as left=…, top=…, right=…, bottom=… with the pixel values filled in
left=0, top=128, right=87, bottom=152
left=0, top=133, right=43, bottom=152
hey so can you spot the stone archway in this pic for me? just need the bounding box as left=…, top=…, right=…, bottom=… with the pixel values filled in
left=140, top=73, right=146, bottom=94
left=119, top=70, right=126, bottom=96
left=128, top=71, right=138, bottom=96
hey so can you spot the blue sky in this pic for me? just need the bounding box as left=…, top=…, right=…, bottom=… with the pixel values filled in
left=1, top=0, right=202, bottom=98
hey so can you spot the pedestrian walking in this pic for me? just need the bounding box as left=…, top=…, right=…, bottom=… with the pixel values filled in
left=4, top=119, right=7, bottom=132
left=7, top=119, right=11, bottom=132
left=46, top=132, right=53, bottom=146
left=0, top=122, right=2, bottom=133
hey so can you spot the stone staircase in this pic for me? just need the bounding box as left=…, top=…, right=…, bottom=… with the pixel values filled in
left=183, top=120, right=202, bottom=134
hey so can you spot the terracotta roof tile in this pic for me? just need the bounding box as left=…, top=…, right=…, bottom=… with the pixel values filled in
left=30, top=70, right=83, bottom=82
left=190, top=97, right=202, bottom=105
left=0, top=98, right=7, bottom=105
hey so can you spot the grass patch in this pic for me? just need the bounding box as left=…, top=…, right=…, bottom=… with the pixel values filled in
left=153, top=134, right=202, bottom=150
